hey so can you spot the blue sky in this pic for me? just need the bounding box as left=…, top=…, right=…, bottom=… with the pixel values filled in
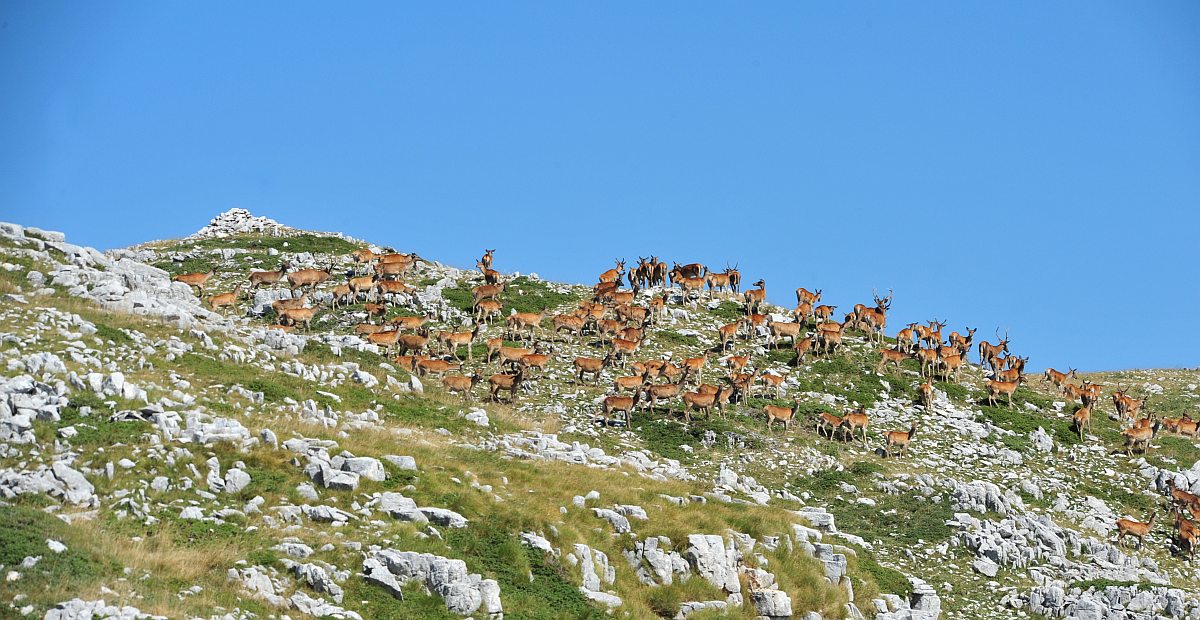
left=2, top=3, right=1198, bottom=371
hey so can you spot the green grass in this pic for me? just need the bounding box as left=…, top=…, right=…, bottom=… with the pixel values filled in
left=657, top=330, right=701, bottom=348
left=1069, top=579, right=1156, bottom=592
left=93, top=321, right=134, bottom=345
left=177, top=233, right=360, bottom=256
left=631, top=415, right=762, bottom=464
left=853, top=548, right=912, bottom=598
left=977, top=403, right=1079, bottom=452
left=0, top=505, right=120, bottom=599
left=503, top=277, right=580, bottom=315
left=709, top=301, right=745, bottom=321
left=445, top=522, right=602, bottom=620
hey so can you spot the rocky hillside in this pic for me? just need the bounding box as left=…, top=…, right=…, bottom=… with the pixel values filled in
left=0, top=209, right=1197, bottom=620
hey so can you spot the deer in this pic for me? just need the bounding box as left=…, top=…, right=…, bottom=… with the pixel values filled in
left=877, top=348, right=909, bottom=374
left=764, top=402, right=799, bottom=431
left=471, top=283, right=505, bottom=306
left=597, top=259, right=626, bottom=285
left=977, top=329, right=1011, bottom=371
left=552, top=313, right=587, bottom=341
left=1174, top=513, right=1198, bottom=562
left=416, top=358, right=462, bottom=379
left=438, top=324, right=480, bottom=362
left=1073, top=406, right=1092, bottom=440
left=884, top=421, right=919, bottom=457
left=815, top=411, right=843, bottom=439
left=173, top=268, right=216, bottom=295
left=389, top=315, right=428, bottom=331
left=354, top=323, right=386, bottom=336
left=287, top=264, right=334, bottom=293
left=650, top=257, right=668, bottom=288
left=648, top=292, right=669, bottom=323
left=574, top=354, right=612, bottom=385
left=705, top=270, right=733, bottom=298
left=364, top=302, right=387, bottom=324
left=796, top=287, right=822, bottom=306
left=815, top=326, right=843, bottom=357
left=208, top=285, right=242, bottom=314
left=375, top=260, right=415, bottom=279
left=1115, top=511, right=1156, bottom=549
left=913, top=347, right=940, bottom=378
left=939, top=351, right=967, bottom=383
left=1164, top=479, right=1200, bottom=514
left=680, top=351, right=711, bottom=385
left=793, top=301, right=814, bottom=325
left=669, top=262, right=706, bottom=285
left=474, top=299, right=503, bottom=325
left=838, top=408, right=870, bottom=446
left=351, top=248, right=379, bottom=271
left=918, top=382, right=934, bottom=408
left=726, top=264, right=742, bottom=294
left=1043, top=367, right=1077, bottom=388
left=488, top=368, right=524, bottom=403
left=518, top=348, right=553, bottom=378
left=613, top=371, right=650, bottom=394
left=348, top=275, right=377, bottom=302
left=507, top=309, right=552, bottom=342
left=855, top=288, right=893, bottom=343
left=277, top=307, right=318, bottom=331
left=272, top=294, right=309, bottom=314
left=743, top=279, right=767, bottom=313
left=1112, top=386, right=1145, bottom=421
left=332, top=284, right=353, bottom=308
left=986, top=378, right=1022, bottom=408
left=496, top=344, right=536, bottom=369
left=248, top=262, right=290, bottom=290
left=479, top=249, right=495, bottom=270
left=615, top=303, right=649, bottom=325
left=1121, top=420, right=1161, bottom=456
left=914, top=319, right=948, bottom=350
left=601, top=392, right=640, bottom=425
left=723, top=353, right=751, bottom=374
left=629, top=257, right=651, bottom=290
left=442, top=373, right=483, bottom=402
left=396, top=331, right=432, bottom=356
left=476, top=261, right=502, bottom=286
left=609, top=337, right=642, bottom=367
left=767, top=318, right=803, bottom=349
left=995, top=356, right=1028, bottom=384
left=641, top=381, right=684, bottom=413
left=946, top=326, right=977, bottom=352
left=676, top=277, right=706, bottom=306
left=759, top=372, right=786, bottom=399
left=682, top=387, right=733, bottom=422
left=374, top=278, right=414, bottom=301
left=792, top=337, right=814, bottom=366
left=896, top=323, right=919, bottom=353
left=484, top=336, right=504, bottom=366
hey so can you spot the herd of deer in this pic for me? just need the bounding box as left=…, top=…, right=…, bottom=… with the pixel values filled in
left=171, top=245, right=1199, bottom=561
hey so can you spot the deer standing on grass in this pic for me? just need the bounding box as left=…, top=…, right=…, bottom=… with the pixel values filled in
left=767, top=318, right=803, bottom=349
left=1175, top=514, right=1198, bottom=562
left=1044, top=367, right=1077, bottom=388
left=442, top=373, right=483, bottom=402
left=1122, top=419, right=1161, bottom=456
left=278, top=307, right=318, bottom=331
left=439, top=324, right=480, bottom=362
left=1073, top=406, right=1091, bottom=440
left=1115, top=512, right=1156, bottom=549
left=601, top=392, right=640, bottom=425
left=488, top=368, right=524, bottom=403
left=174, top=268, right=216, bottom=295
left=574, top=355, right=612, bottom=385
left=877, top=348, right=908, bottom=374
left=815, top=411, right=843, bottom=439
left=838, top=408, right=870, bottom=446
left=986, top=378, right=1022, bottom=408
left=287, top=264, right=334, bottom=293
left=743, top=279, right=767, bottom=314
left=977, top=329, right=1010, bottom=371
left=764, top=402, right=799, bottom=431
left=1112, top=386, right=1145, bottom=422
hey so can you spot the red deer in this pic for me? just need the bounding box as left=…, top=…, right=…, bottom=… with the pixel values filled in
left=669, top=262, right=706, bottom=285
left=884, top=422, right=918, bottom=457
left=354, top=323, right=386, bottom=336
left=793, top=337, right=814, bottom=366
left=496, top=345, right=535, bottom=369
left=367, top=330, right=402, bottom=354
left=248, top=262, right=290, bottom=290
left=877, top=348, right=908, bottom=373
left=507, top=309, right=552, bottom=342
left=918, top=382, right=934, bottom=408
left=995, top=356, right=1028, bottom=384
left=854, top=289, right=893, bottom=343
left=474, top=299, right=503, bottom=325
left=896, top=323, right=919, bottom=353
left=484, top=336, right=504, bottom=365
left=597, top=259, right=626, bottom=286
left=630, top=257, right=652, bottom=290
left=986, top=378, right=1022, bottom=408
left=743, top=279, right=767, bottom=313
left=348, top=275, right=376, bottom=301
left=759, top=372, right=786, bottom=399
left=815, top=411, right=843, bottom=439
left=649, top=257, right=668, bottom=288
left=174, top=268, right=216, bottom=295
left=479, top=249, right=495, bottom=270
left=614, top=372, right=650, bottom=394
left=438, top=324, right=480, bottom=362
left=416, top=358, right=461, bottom=378
left=812, top=304, right=837, bottom=323
left=977, top=329, right=1011, bottom=371
left=649, top=292, right=669, bottom=323
left=208, top=286, right=242, bottom=314
left=287, top=264, right=334, bottom=293
left=476, top=261, right=501, bottom=286
left=396, top=331, right=432, bottom=356
left=1115, top=512, right=1156, bottom=549
left=946, top=326, right=977, bottom=352
left=364, top=302, right=387, bottom=324
left=676, top=277, right=706, bottom=306
left=609, top=337, right=642, bottom=367
left=615, top=303, right=649, bottom=325
left=796, top=287, right=822, bottom=306
left=375, top=278, right=414, bottom=301
left=706, top=270, right=733, bottom=298
left=389, top=315, right=429, bottom=331
left=764, top=402, right=799, bottom=431
left=767, top=318, right=803, bottom=349
left=1174, top=514, right=1198, bottom=561
left=915, top=319, right=948, bottom=350
left=332, top=284, right=353, bottom=308
left=680, top=351, right=711, bottom=384
left=472, top=283, right=505, bottom=306
left=552, top=313, right=587, bottom=340
left=1112, top=386, right=1145, bottom=421
left=574, top=355, right=612, bottom=385
left=939, top=351, right=967, bottom=382
left=272, top=294, right=308, bottom=314
left=724, top=353, right=751, bottom=374
left=641, top=381, right=684, bottom=413
left=838, top=409, right=870, bottom=446
left=601, top=392, right=640, bottom=425
left=681, top=387, right=732, bottom=422
left=277, top=307, right=318, bottom=331
left=1166, top=479, right=1200, bottom=513
left=1074, top=406, right=1091, bottom=440
left=442, top=373, right=483, bottom=401
left=1121, top=420, right=1161, bottom=456
left=518, top=349, right=553, bottom=378
left=793, top=302, right=814, bottom=325
left=1044, top=367, right=1077, bottom=388
left=488, top=368, right=524, bottom=403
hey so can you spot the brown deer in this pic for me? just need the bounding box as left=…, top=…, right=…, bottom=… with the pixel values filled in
left=977, top=329, right=1010, bottom=371
left=597, top=259, right=625, bottom=285
left=507, top=309, right=552, bottom=342
left=796, top=287, right=822, bottom=306
left=793, top=337, right=814, bottom=366
left=574, top=354, right=612, bottom=385
left=767, top=318, right=803, bottom=349
left=438, top=324, right=480, bottom=362
left=248, top=262, right=289, bottom=290
left=986, top=378, right=1022, bottom=408
left=743, top=279, right=767, bottom=313
left=278, top=307, right=318, bottom=331
left=877, top=348, right=909, bottom=373
left=946, top=326, right=977, bottom=353
left=287, top=264, right=334, bottom=293
left=416, top=358, right=462, bottom=379
left=1073, top=406, right=1091, bottom=440
left=442, top=373, right=483, bottom=402
left=476, top=261, right=502, bottom=286
left=1174, top=514, right=1198, bottom=562
left=173, top=268, right=216, bottom=295
left=680, top=351, right=711, bottom=384
left=332, top=284, right=353, bottom=308
left=812, top=304, right=837, bottom=322
left=838, top=408, right=870, bottom=446
left=488, top=368, right=524, bottom=403
left=764, top=402, right=799, bottom=431
left=479, top=249, right=495, bottom=270
left=641, top=381, right=684, bottom=413
left=1112, top=386, right=1145, bottom=421
left=601, top=392, right=640, bottom=425
left=1115, top=511, right=1156, bottom=549
left=471, top=283, right=505, bottom=306
left=1043, top=367, right=1077, bottom=388
left=208, top=285, right=242, bottom=314
left=884, top=422, right=918, bottom=458
left=474, top=299, right=503, bottom=325
left=518, top=349, right=553, bottom=378
left=918, top=382, right=934, bottom=408
left=1121, top=420, right=1161, bottom=456
left=815, top=411, right=843, bottom=439
left=272, top=294, right=308, bottom=314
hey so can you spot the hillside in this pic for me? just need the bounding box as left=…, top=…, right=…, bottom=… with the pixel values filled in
left=0, top=209, right=1198, bottom=620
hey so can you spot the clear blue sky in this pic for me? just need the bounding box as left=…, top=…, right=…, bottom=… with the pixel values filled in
left=2, top=3, right=1198, bottom=371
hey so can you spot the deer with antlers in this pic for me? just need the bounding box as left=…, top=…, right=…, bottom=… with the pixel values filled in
left=978, top=329, right=1011, bottom=372
left=597, top=259, right=626, bottom=286
left=173, top=268, right=216, bottom=296
left=1112, top=386, right=1145, bottom=422
left=854, top=289, right=893, bottom=343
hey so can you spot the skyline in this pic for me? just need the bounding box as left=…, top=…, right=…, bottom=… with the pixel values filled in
left=2, top=2, right=1199, bottom=371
